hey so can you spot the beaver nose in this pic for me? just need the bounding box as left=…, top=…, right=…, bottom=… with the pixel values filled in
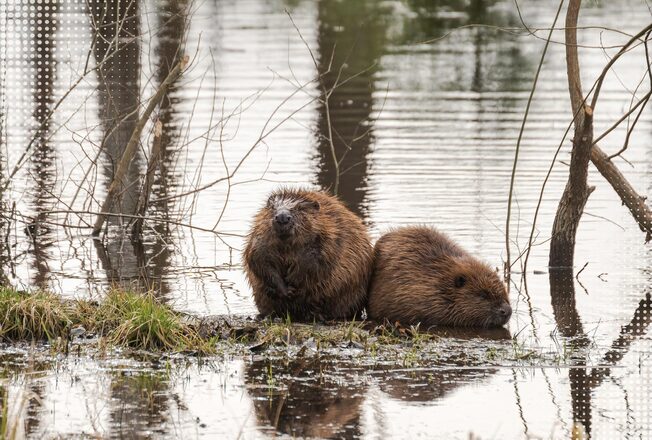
left=274, top=211, right=292, bottom=225
left=498, top=303, right=512, bottom=320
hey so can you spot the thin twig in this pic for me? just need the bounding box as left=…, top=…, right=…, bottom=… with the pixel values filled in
left=131, top=119, right=163, bottom=240
left=505, top=0, right=564, bottom=280
left=286, top=9, right=341, bottom=194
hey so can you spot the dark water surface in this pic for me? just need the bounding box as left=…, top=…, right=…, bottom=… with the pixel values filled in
left=1, top=0, right=652, bottom=438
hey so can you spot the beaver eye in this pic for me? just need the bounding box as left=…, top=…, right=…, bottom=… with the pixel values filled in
left=479, top=290, right=490, bottom=299
left=454, top=276, right=466, bottom=288
left=298, top=200, right=320, bottom=211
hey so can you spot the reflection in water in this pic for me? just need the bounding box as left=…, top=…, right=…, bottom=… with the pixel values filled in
left=0, top=71, right=5, bottom=283
left=549, top=268, right=595, bottom=437
left=245, top=356, right=366, bottom=438
left=90, top=0, right=142, bottom=220
left=375, top=328, right=506, bottom=402
left=87, top=0, right=189, bottom=298
left=139, top=0, right=189, bottom=299
left=314, top=0, right=388, bottom=216
left=27, top=1, right=58, bottom=288
left=470, top=1, right=488, bottom=93
left=0, top=354, right=54, bottom=438
left=109, top=371, right=171, bottom=438
left=88, top=0, right=143, bottom=289
left=403, top=0, right=500, bottom=41
left=549, top=269, right=585, bottom=338
left=244, top=329, right=510, bottom=438
left=378, top=366, right=497, bottom=403
left=397, top=0, right=522, bottom=91
left=24, top=382, right=46, bottom=436
left=549, top=269, right=652, bottom=438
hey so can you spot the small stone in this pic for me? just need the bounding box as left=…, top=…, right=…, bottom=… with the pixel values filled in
left=70, top=326, right=86, bottom=338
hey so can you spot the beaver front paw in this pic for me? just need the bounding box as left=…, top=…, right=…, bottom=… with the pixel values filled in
left=264, top=285, right=281, bottom=299
left=265, top=283, right=290, bottom=299
left=286, top=284, right=300, bottom=298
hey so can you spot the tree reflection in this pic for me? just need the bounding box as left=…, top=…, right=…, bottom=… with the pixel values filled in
left=87, top=0, right=188, bottom=298
left=314, top=0, right=388, bottom=216
left=87, top=0, right=143, bottom=288
left=0, top=82, right=6, bottom=284
left=109, top=371, right=171, bottom=438
left=90, top=0, right=142, bottom=217
left=140, top=0, right=189, bottom=299
left=402, top=0, right=522, bottom=92
left=549, top=269, right=652, bottom=438
left=27, top=0, right=59, bottom=288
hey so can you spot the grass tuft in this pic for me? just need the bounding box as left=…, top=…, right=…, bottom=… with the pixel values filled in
left=95, top=289, right=210, bottom=353
left=0, top=287, right=214, bottom=354
left=0, top=288, right=72, bottom=341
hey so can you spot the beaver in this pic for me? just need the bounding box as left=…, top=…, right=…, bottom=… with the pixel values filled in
left=367, top=226, right=511, bottom=328
left=243, top=188, right=373, bottom=321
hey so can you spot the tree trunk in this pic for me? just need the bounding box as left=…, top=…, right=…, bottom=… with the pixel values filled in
left=549, top=0, right=594, bottom=268
left=549, top=105, right=594, bottom=268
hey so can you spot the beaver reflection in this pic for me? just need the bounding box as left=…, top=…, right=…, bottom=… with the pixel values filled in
left=378, top=367, right=497, bottom=403
left=245, top=356, right=367, bottom=438
left=377, top=327, right=509, bottom=402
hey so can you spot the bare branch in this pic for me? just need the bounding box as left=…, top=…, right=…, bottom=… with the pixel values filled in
left=93, top=55, right=189, bottom=235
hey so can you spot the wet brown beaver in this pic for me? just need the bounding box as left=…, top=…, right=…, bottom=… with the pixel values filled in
left=367, top=226, right=511, bottom=328
left=243, top=188, right=374, bottom=321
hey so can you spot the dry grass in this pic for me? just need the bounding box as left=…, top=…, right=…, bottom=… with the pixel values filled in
left=0, top=287, right=213, bottom=354
left=95, top=289, right=208, bottom=352
left=0, top=288, right=73, bottom=341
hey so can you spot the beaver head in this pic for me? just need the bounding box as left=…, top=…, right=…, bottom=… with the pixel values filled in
left=438, top=256, right=511, bottom=328
left=265, top=190, right=321, bottom=242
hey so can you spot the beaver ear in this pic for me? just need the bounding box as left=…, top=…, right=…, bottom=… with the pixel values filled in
left=266, top=194, right=275, bottom=208
left=454, top=275, right=466, bottom=288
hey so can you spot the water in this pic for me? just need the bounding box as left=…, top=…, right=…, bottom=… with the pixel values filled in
left=1, top=0, right=652, bottom=438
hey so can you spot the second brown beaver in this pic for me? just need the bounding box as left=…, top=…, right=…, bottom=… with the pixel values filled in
left=367, top=226, right=511, bottom=328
